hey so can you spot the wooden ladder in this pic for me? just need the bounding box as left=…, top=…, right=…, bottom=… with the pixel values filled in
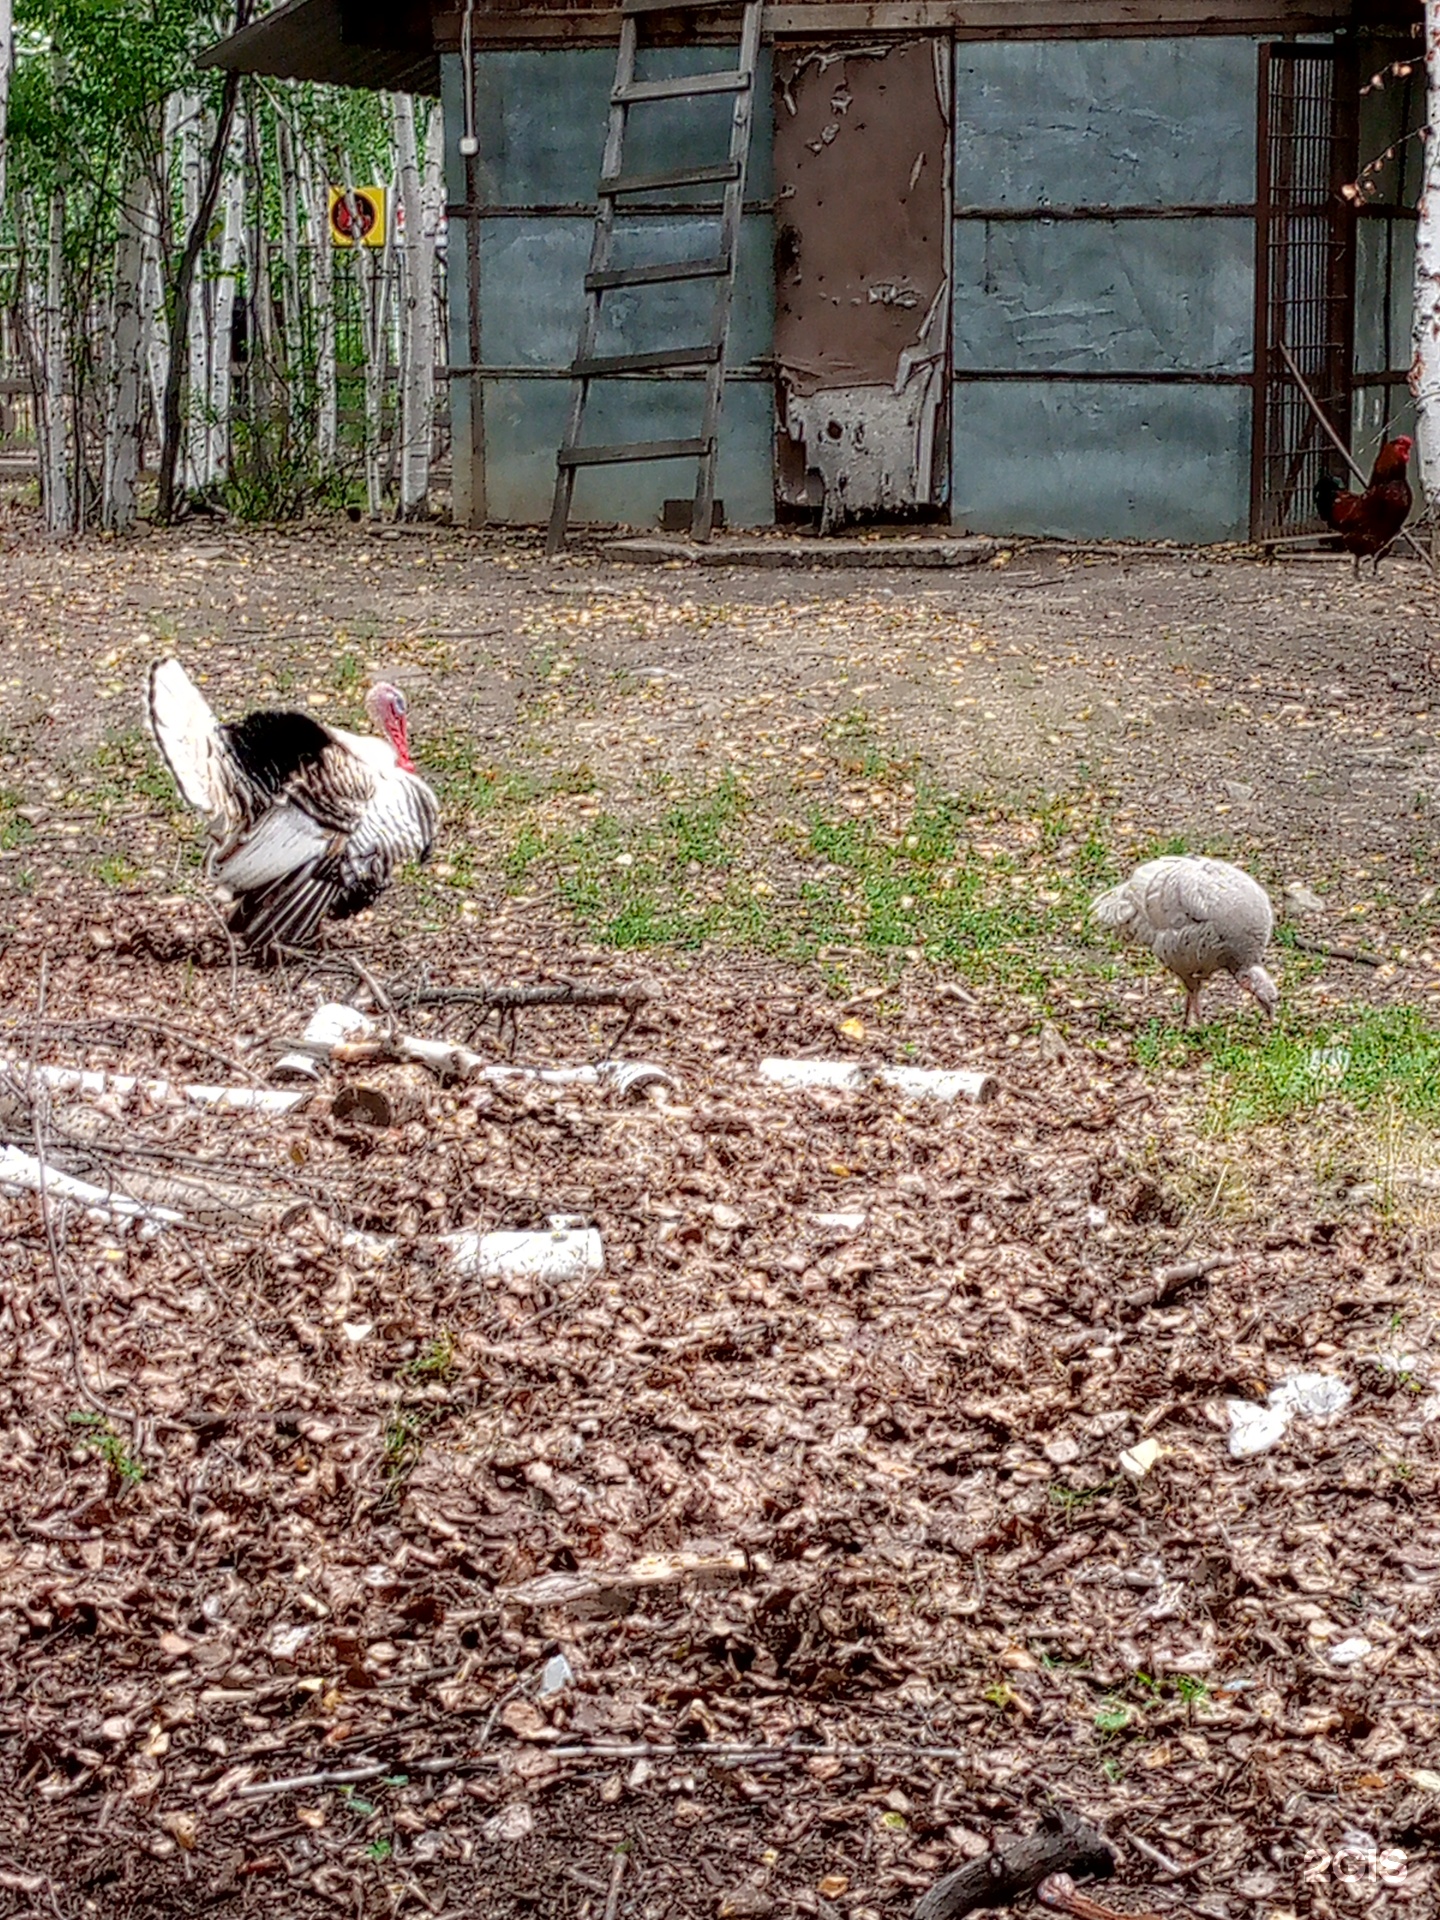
left=545, top=0, right=763, bottom=557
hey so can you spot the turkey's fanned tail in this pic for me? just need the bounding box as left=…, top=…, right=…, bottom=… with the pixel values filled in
left=147, top=658, right=230, bottom=816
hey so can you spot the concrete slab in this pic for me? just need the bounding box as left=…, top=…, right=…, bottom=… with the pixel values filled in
left=605, top=534, right=999, bottom=570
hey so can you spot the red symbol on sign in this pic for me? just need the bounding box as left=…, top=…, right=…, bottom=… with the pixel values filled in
left=332, top=193, right=378, bottom=240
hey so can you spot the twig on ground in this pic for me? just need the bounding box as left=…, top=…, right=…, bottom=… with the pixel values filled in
left=26, top=1016, right=259, bottom=1083
left=24, top=962, right=139, bottom=1432
left=1123, top=1833, right=1206, bottom=1883
left=1289, top=934, right=1384, bottom=968
left=603, top=1845, right=629, bottom=1920
left=230, top=1739, right=1024, bottom=1802
left=1123, top=1254, right=1237, bottom=1312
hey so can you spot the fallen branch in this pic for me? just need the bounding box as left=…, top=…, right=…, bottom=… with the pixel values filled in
left=914, top=1812, right=1115, bottom=1920
left=1123, top=1253, right=1237, bottom=1312
left=1289, top=934, right=1384, bottom=968
left=1122, top=1832, right=1206, bottom=1883
left=0, top=1143, right=188, bottom=1231
left=395, top=981, right=652, bottom=1015
left=26, top=1014, right=261, bottom=1083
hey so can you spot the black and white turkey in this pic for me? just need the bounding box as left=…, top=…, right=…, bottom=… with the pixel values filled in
left=147, top=658, right=439, bottom=953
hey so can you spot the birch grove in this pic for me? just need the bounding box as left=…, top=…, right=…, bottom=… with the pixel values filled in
left=1, top=4, right=445, bottom=530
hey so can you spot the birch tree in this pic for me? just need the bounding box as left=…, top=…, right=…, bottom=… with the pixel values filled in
left=0, top=0, right=13, bottom=234
left=393, top=92, right=434, bottom=518
left=297, top=137, right=337, bottom=466
left=1413, top=2, right=1440, bottom=541
left=102, top=167, right=151, bottom=531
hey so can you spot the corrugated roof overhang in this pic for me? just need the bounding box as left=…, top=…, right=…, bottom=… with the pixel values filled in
left=197, top=0, right=441, bottom=96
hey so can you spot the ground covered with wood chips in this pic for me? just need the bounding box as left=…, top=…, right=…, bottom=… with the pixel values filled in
left=1, top=511, right=1440, bottom=1920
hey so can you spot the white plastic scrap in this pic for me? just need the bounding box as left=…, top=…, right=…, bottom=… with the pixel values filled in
left=1328, top=1636, right=1373, bottom=1667
left=537, top=1653, right=574, bottom=1698
left=1227, top=1371, right=1353, bottom=1459
left=1119, top=1437, right=1161, bottom=1479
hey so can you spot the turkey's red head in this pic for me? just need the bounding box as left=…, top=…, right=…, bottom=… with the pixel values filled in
left=366, top=682, right=414, bottom=771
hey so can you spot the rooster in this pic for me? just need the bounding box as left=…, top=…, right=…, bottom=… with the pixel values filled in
left=1314, top=435, right=1413, bottom=576
left=147, top=659, right=438, bottom=954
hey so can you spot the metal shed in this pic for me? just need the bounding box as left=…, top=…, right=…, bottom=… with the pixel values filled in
left=206, top=0, right=1424, bottom=543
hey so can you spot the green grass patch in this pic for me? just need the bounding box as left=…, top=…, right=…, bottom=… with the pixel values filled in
left=1136, top=1003, right=1440, bottom=1128
left=0, top=790, right=33, bottom=851
left=504, top=773, right=1134, bottom=984
left=89, top=731, right=176, bottom=809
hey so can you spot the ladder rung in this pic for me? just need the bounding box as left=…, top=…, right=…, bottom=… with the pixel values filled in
left=573, top=345, right=720, bottom=376
left=623, top=0, right=744, bottom=12
left=615, top=71, right=750, bottom=104
left=558, top=438, right=712, bottom=468
left=600, top=161, right=740, bottom=196
left=586, top=254, right=730, bottom=292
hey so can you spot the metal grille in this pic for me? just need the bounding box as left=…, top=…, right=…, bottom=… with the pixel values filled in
left=1252, top=44, right=1356, bottom=538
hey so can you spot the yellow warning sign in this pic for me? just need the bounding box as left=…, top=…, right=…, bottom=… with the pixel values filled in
left=328, top=187, right=387, bottom=249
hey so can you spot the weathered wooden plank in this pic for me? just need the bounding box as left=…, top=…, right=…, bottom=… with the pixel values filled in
left=572, top=345, right=720, bottom=374
left=614, top=68, right=749, bottom=101
left=586, top=254, right=731, bottom=291
left=434, top=0, right=1351, bottom=50
left=558, top=437, right=712, bottom=466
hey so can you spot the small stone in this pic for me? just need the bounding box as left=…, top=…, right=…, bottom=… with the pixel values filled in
left=1043, top=1435, right=1081, bottom=1466
left=482, top=1803, right=534, bottom=1844
left=1222, top=780, right=1254, bottom=803
left=1283, top=881, right=1327, bottom=917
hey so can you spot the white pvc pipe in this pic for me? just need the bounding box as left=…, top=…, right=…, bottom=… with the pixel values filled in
left=757, top=1058, right=998, bottom=1103
left=0, top=1143, right=185, bottom=1231
left=443, top=1224, right=604, bottom=1281
left=11, top=1060, right=308, bottom=1116
left=274, top=1003, right=374, bottom=1079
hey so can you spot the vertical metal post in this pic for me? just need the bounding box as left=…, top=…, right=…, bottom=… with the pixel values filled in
left=464, top=144, right=485, bottom=528
left=1249, top=43, right=1273, bottom=541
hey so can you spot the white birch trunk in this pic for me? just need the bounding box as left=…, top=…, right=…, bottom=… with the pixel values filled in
left=393, top=94, right=434, bottom=518
left=103, top=170, right=152, bottom=532
left=174, top=92, right=212, bottom=492
left=341, top=162, right=390, bottom=515
left=275, top=111, right=304, bottom=404
left=206, top=123, right=244, bottom=488
left=0, top=0, right=13, bottom=235
left=298, top=142, right=337, bottom=469
left=141, top=195, right=171, bottom=456
left=1414, top=3, right=1440, bottom=542
left=39, top=184, right=71, bottom=532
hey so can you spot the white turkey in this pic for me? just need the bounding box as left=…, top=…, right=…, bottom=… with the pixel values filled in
left=1091, top=855, right=1278, bottom=1027
left=147, top=658, right=438, bottom=954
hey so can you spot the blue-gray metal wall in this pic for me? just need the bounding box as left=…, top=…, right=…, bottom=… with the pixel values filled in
left=949, top=39, right=1258, bottom=543
left=444, top=35, right=1405, bottom=541
left=442, top=48, right=775, bottom=527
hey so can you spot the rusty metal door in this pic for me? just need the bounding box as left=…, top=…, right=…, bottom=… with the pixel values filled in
left=773, top=43, right=951, bottom=528
left=1251, top=42, right=1357, bottom=538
